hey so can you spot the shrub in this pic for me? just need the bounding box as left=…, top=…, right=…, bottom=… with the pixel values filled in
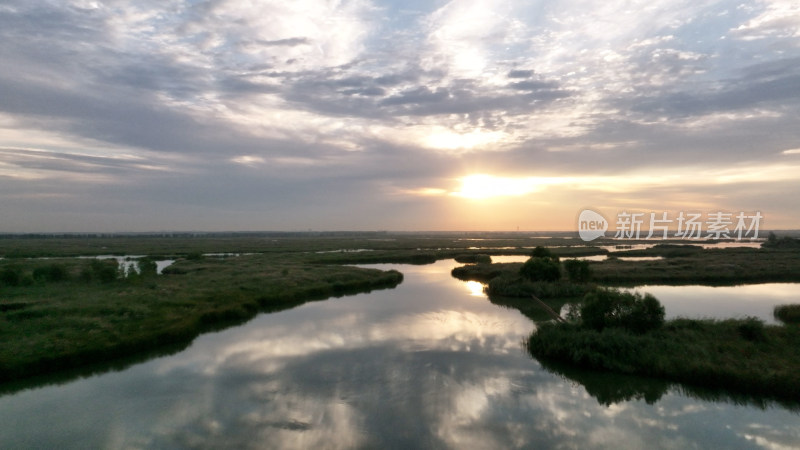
left=530, top=246, right=559, bottom=262
left=137, top=258, right=158, bottom=277
left=487, top=275, right=590, bottom=299
left=563, top=259, right=592, bottom=282
left=625, top=293, right=666, bottom=333
left=774, top=304, right=800, bottom=324
left=32, top=263, right=69, bottom=282
left=0, top=265, right=22, bottom=286
left=454, top=254, right=492, bottom=264
left=762, top=232, right=800, bottom=249
left=737, top=317, right=766, bottom=341
left=579, top=288, right=664, bottom=333
left=520, top=257, right=561, bottom=282
left=90, top=259, right=119, bottom=283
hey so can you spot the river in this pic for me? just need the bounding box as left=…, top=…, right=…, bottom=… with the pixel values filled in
left=0, top=259, right=798, bottom=449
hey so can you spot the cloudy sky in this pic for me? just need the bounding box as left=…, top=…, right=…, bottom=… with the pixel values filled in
left=1, top=0, right=799, bottom=232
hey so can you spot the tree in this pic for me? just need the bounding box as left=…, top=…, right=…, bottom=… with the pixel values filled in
left=563, top=259, right=591, bottom=282
left=137, top=258, right=158, bottom=277
left=520, top=257, right=561, bottom=282
left=579, top=288, right=664, bottom=333
left=90, top=259, right=119, bottom=283
left=32, top=263, right=69, bottom=282
left=530, top=246, right=559, bottom=262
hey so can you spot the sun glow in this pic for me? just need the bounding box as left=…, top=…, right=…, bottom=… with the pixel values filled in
left=465, top=281, right=486, bottom=297
left=451, top=174, right=543, bottom=199
left=424, top=129, right=505, bottom=151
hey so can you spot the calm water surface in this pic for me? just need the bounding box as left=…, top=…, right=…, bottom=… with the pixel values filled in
left=0, top=260, right=798, bottom=449
left=624, top=284, right=800, bottom=324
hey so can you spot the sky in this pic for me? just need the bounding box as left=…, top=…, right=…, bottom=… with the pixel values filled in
left=1, top=0, right=799, bottom=232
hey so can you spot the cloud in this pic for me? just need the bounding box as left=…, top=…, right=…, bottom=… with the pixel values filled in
left=0, top=0, right=799, bottom=230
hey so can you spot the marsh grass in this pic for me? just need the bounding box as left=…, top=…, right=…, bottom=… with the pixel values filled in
left=774, top=304, right=800, bottom=324
left=452, top=248, right=800, bottom=289
left=527, top=317, right=800, bottom=401
left=450, top=246, right=800, bottom=401
left=453, top=253, right=492, bottom=264
left=0, top=254, right=402, bottom=383
left=594, top=248, right=800, bottom=284
left=0, top=233, right=604, bottom=259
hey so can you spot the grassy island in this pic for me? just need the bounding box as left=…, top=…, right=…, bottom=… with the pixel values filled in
left=527, top=313, right=800, bottom=401
left=453, top=244, right=800, bottom=401
left=0, top=253, right=402, bottom=384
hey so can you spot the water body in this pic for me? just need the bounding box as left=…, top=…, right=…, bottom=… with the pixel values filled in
left=0, top=260, right=797, bottom=448
left=492, top=255, right=662, bottom=263
left=600, top=241, right=764, bottom=252
left=623, top=284, right=800, bottom=324
left=77, top=255, right=175, bottom=275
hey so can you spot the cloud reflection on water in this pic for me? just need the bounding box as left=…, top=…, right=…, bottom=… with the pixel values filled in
left=1, top=260, right=799, bottom=449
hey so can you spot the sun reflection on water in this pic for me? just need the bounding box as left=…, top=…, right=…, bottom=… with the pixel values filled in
left=465, top=280, right=486, bottom=297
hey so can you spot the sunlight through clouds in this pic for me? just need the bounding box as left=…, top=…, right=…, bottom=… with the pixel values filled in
left=451, top=175, right=547, bottom=199
left=0, top=0, right=799, bottom=230
left=424, top=128, right=507, bottom=151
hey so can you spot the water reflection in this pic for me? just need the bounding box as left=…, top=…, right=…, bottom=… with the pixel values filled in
left=1, top=260, right=798, bottom=449
left=464, top=280, right=486, bottom=297
left=622, top=284, right=800, bottom=323
left=76, top=255, right=174, bottom=274
left=491, top=254, right=611, bottom=263
left=534, top=357, right=800, bottom=412
left=535, top=360, right=670, bottom=405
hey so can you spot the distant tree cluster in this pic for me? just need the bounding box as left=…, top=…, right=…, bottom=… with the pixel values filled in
left=0, top=263, right=70, bottom=286
left=519, top=246, right=593, bottom=283
left=575, top=288, right=665, bottom=334
left=762, top=232, right=800, bottom=249
left=79, top=259, right=120, bottom=283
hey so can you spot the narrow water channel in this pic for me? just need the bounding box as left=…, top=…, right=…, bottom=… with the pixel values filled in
left=0, top=260, right=797, bottom=449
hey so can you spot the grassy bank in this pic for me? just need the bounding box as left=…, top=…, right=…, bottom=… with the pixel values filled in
left=597, top=248, right=800, bottom=284
left=453, top=246, right=800, bottom=402
left=774, top=304, right=800, bottom=324
left=452, top=248, right=800, bottom=289
left=0, top=254, right=402, bottom=383
left=0, top=232, right=600, bottom=259
left=3, top=233, right=603, bottom=385
left=527, top=318, right=800, bottom=401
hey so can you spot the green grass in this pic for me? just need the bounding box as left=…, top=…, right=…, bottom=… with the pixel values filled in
left=0, top=254, right=402, bottom=383
left=452, top=248, right=800, bottom=290
left=3, top=233, right=800, bottom=402
left=0, top=232, right=601, bottom=259
left=0, top=233, right=603, bottom=385
left=596, top=248, right=800, bottom=284
left=450, top=245, right=800, bottom=402
left=527, top=318, right=800, bottom=401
